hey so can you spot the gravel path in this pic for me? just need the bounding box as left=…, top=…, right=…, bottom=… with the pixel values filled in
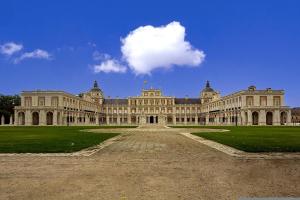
left=0, top=126, right=299, bottom=200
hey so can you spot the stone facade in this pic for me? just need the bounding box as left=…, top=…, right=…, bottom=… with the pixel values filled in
left=14, top=81, right=291, bottom=126
left=292, top=107, right=300, bottom=125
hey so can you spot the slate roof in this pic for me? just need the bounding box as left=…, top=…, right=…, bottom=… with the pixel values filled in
left=175, top=98, right=200, bottom=104
left=202, top=81, right=215, bottom=92
left=103, top=99, right=128, bottom=105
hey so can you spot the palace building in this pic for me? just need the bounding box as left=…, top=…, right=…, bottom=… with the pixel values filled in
left=14, top=81, right=291, bottom=126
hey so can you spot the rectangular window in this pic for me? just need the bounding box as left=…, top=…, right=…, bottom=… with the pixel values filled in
left=260, top=96, right=267, bottom=106
left=25, top=97, right=32, bottom=107
left=38, top=97, right=45, bottom=106
left=273, top=96, right=281, bottom=106
left=51, top=96, right=58, bottom=106
left=246, top=96, right=254, bottom=106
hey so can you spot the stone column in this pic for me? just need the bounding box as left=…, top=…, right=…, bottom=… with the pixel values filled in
left=25, top=110, right=32, bottom=125
left=106, top=115, right=110, bottom=125
left=85, top=114, right=90, bottom=125
left=205, top=114, right=209, bottom=125
left=127, top=114, right=131, bottom=125
left=9, top=115, right=13, bottom=125
left=214, top=115, right=220, bottom=125
left=53, top=110, right=58, bottom=125
left=96, top=114, right=99, bottom=125
left=184, top=115, right=187, bottom=125
left=173, top=115, right=176, bottom=125
left=247, top=110, right=252, bottom=126
left=40, top=110, right=46, bottom=126
left=240, top=111, right=245, bottom=125
left=62, top=112, right=66, bottom=125
left=273, top=110, right=280, bottom=125
left=287, top=109, right=292, bottom=125
left=258, top=110, right=266, bottom=125
left=195, top=115, right=198, bottom=125
left=14, top=110, right=18, bottom=125
left=226, top=114, right=230, bottom=125
left=1, top=115, right=4, bottom=125
left=237, top=113, right=242, bottom=125
left=117, top=116, right=121, bottom=125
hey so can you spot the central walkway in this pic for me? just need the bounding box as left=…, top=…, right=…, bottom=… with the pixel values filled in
left=0, top=126, right=299, bottom=200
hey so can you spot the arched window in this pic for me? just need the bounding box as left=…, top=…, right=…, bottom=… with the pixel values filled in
left=266, top=112, right=273, bottom=125
left=280, top=112, right=287, bottom=125
left=18, top=112, right=25, bottom=125
left=46, top=112, right=53, bottom=125
left=252, top=111, right=259, bottom=125
left=32, top=112, right=39, bottom=125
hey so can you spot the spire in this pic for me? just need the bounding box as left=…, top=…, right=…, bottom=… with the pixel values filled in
left=202, top=80, right=214, bottom=92
left=91, top=80, right=101, bottom=92
left=206, top=80, right=210, bottom=88
left=93, top=80, right=99, bottom=88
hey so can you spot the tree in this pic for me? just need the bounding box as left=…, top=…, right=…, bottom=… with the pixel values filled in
left=0, top=94, right=21, bottom=124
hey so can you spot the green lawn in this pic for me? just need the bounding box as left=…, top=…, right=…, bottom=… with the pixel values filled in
left=171, top=126, right=300, bottom=152
left=0, top=126, right=136, bottom=153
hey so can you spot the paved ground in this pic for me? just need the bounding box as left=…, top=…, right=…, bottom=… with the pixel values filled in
left=0, top=126, right=299, bottom=200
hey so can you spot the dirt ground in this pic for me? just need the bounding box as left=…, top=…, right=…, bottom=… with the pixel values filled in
left=0, top=126, right=299, bottom=200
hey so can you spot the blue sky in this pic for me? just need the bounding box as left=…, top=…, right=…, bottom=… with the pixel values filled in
left=0, top=0, right=300, bottom=106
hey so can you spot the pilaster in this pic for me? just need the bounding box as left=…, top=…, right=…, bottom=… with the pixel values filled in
left=273, top=110, right=280, bottom=125
left=53, top=110, right=58, bottom=125
left=247, top=110, right=252, bottom=125
left=259, top=110, right=266, bottom=125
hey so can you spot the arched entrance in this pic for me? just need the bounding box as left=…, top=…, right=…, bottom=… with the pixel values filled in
left=18, top=112, right=25, bottom=125
left=149, top=116, right=154, bottom=123
left=266, top=112, right=273, bottom=125
left=252, top=111, right=259, bottom=125
left=280, top=111, right=287, bottom=125
left=46, top=112, right=53, bottom=125
left=32, top=112, right=39, bottom=125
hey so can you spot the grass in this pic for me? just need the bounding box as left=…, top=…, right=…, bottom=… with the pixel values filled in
left=0, top=126, right=136, bottom=153
left=170, top=126, right=300, bottom=152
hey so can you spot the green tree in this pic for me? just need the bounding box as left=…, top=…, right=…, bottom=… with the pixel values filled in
left=0, top=94, right=21, bottom=124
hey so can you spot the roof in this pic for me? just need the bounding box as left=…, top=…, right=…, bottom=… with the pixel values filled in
left=175, top=98, right=200, bottom=104
left=103, top=99, right=128, bottom=105
left=202, top=81, right=215, bottom=92
left=90, top=80, right=102, bottom=92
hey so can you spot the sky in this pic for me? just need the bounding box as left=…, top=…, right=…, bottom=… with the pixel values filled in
left=0, top=0, right=300, bottom=106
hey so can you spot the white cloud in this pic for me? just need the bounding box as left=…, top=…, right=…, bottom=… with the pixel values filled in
left=121, top=21, right=205, bottom=75
left=92, top=51, right=111, bottom=61
left=14, top=49, right=51, bottom=63
left=94, top=59, right=127, bottom=73
left=0, top=42, right=23, bottom=56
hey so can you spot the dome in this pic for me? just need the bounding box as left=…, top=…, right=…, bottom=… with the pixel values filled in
left=202, top=81, right=214, bottom=92
left=90, top=80, right=102, bottom=92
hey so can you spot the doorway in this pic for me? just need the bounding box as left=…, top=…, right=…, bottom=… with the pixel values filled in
left=150, top=116, right=154, bottom=123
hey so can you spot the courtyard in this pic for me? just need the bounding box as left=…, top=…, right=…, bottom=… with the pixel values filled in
left=0, top=126, right=299, bottom=199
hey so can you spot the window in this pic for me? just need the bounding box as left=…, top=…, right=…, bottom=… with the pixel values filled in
left=260, top=96, right=267, bottom=106
left=273, top=96, right=281, bottom=106
left=25, top=97, right=32, bottom=107
left=246, top=96, right=254, bottom=106
left=38, top=97, right=45, bottom=106
left=51, top=97, right=58, bottom=106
